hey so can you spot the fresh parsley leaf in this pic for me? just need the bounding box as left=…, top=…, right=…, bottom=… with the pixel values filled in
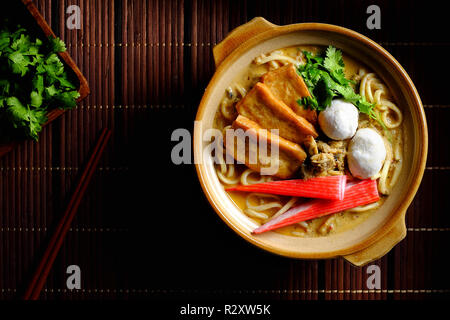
left=6, top=96, right=47, bottom=140
left=323, top=46, right=344, bottom=73
left=30, top=91, right=42, bottom=108
left=11, top=33, right=31, bottom=51
left=296, top=46, right=382, bottom=127
left=0, top=79, right=10, bottom=96
left=32, top=75, right=44, bottom=94
left=48, top=36, right=66, bottom=53
left=356, top=98, right=375, bottom=117
left=324, top=46, right=351, bottom=86
left=45, top=84, right=58, bottom=97
left=54, top=90, right=80, bottom=109
left=0, top=24, right=78, bottom=140
left=8, top=51, right=31, bottom=76
left=298, top=96, right=319, bottom=111
left=57, top=74, right=76, bottom=89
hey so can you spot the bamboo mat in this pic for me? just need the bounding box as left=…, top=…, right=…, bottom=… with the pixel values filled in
left=0, top=0, right=449, bottom=300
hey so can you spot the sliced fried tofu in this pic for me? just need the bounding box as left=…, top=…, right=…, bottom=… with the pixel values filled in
left=261, top=63, right=317, bottom=124
left=224, top=115, right=307, bottom=179
left=236, top=82, right=318, bottom=144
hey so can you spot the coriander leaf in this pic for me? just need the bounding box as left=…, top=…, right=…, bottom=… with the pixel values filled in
left=5, top=96, right=47, bottom=140
left=54, top=90, right=80, bottom=109
left=57, top=74, right=76, bottom=89
left=8, top=51, right=31, bottom=76
left=44, top=53, right=64, bottom=78
left=6, top=97, right=27, bottom=121
left=0, top=25, right=77, bottom=140
left=296, top=46, right=379, bottom=123
left=324, top=46, right=344, bottom=73
left=302, top=50, right=323, bottom=65
left=356, top=98, right=375, bottom=117
left=0, top=31, right=10, bottom=51
left=30, top=91, right=42, bottom=108
left=324, top=45, right=350, bottom=86
left=316, top=74, right=335, bottom=108
left=299, top=96, right=319, bottom=111
left=45, top=84, right=59, bottom=97
left=25, top=45, right=39, bottom=56
left=32, top=75, right=44, bottom=94
left=48, top=36, right=66, bottom=52
left=0, top=79, right=10, bottom=95
left=10, top=27, right=26, bottom=42
left=11, top=33, right=31, bottom=51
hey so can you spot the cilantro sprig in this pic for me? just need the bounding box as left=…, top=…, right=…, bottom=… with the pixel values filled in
left=0, top=24, right=79, bottom=141
left=297, top=46, right=381, bottom=124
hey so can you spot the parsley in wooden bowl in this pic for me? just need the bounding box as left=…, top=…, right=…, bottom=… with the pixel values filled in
left=0, top=0, right=89, bottom=155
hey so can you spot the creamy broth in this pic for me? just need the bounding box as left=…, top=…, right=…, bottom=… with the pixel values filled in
left=214, top=45, right=403, bottom=237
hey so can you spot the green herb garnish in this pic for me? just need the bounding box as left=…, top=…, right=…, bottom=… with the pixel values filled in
left=0, top=24, right=79, bottom=140
left=297, top=46, right=381, bottom=125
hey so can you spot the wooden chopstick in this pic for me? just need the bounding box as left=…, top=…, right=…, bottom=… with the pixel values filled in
left=23, top=128, right=112, bottom=300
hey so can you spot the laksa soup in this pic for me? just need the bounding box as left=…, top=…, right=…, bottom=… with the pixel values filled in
left=212, top=45, right=404, bottom=237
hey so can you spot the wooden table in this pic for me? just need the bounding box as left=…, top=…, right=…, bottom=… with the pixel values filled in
left=1, top=0, right=449, bottom=300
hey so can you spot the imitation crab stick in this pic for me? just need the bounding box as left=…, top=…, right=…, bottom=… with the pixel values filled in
left=252, top=179, right=380, bottom=234
left=226, top=175, right=347, bottom=200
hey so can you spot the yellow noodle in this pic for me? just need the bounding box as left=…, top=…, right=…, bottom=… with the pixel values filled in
left=365, top=77, right=376, bottom=102
left=247, top=202, right=282, bottom=212
left=270, top=197, right=298, bottom=220
left=298, top=221, right=309, bottom=229
left=254, top=50, right=300, bottom=66
left=378, top=138, right=393, bottom=195
left=245, top=193, right=283, bottom=219
left=358, top=69, right=403, bottom=196
left=291, top=231, right=306, bottom=236
left=318, top=214, right=336, bottom=235
left=234, top=83, right=247, bottom=97
left=360, top=73, right=376, bottom=98
left=380, top=100, right=403, bottom=128
left=371, top=172, right=381, bottom=180
left=269, top=60, right=279, bottom=69
left=348, top=201, right=381, bottom=213
left=246, top=193, right=281, bottom=207
left=244, top=208, right=269, bottom=220
left=374, top=89, right=384, bottom=105
left=389, top=160, right=403, bottom=189
left=241, top=168, right=266, bottom=185
left=215, top=144, right=240, bottom=185
left=217, top=165, right=240, bottom=185
left=394, top=130, right=402, bottom=161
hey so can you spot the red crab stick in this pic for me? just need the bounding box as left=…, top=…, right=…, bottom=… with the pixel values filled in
left=226, top=175, right=347, bottom=200
left=252, top=179, right=379, bottom=234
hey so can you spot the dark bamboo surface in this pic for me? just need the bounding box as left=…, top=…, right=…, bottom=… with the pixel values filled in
left=0, top=0, right=449, bottom=300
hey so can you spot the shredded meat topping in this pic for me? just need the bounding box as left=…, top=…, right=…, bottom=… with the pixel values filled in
left=302, top=139, right=348, bottom=178
left=304, top=135, right=318, bottom=156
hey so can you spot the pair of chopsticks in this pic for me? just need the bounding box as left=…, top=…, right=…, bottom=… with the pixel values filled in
left=23, top=128, right=112, bottom=300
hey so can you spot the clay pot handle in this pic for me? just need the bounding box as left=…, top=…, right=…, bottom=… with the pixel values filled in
left=213, top=17, right=277, bottom=67
left=344, top=213, right=407, bottom=266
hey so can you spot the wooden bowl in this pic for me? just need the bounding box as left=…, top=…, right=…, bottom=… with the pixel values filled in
left=194, top=18, right=428, bottom=266
left=0, top=0, right=89, bottom=158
